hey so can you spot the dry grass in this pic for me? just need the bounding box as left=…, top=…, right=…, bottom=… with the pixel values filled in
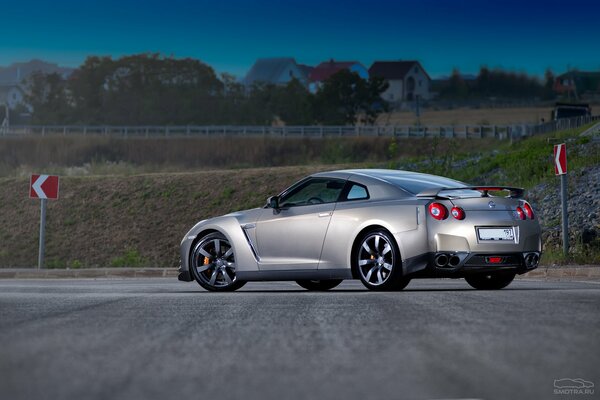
left=0, top=135, right=500, bottom=177
left=377, top=106, right=553, bottom=126
left=0, top=166, right=326, bottom=268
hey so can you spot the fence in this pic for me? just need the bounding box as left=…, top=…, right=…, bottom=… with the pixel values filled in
left=1, top=115, right=598, bottom=139
left=530, top=115, right=600, bottom=135
left=1, top=124, right=533, bottom=140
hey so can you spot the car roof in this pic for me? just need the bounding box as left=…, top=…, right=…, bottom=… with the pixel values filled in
left=311, top=169, right=468, bottom=198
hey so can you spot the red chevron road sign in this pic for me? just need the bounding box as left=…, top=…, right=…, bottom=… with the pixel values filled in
left=29, top=174, right=60, bottom=200
left=554, top=143, right=567, bottom=176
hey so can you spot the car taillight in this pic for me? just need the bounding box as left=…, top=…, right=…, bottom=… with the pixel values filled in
left=523, top=203, right=534, bottom=219
left=429, top=202, right=448, bottom=220
left=451, top=206, right=465, bottom=220
left=516, top=206, right=526, bottom=220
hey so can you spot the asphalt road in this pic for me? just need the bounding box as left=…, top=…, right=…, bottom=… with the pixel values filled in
left=0, top=278, right=598, bottom=400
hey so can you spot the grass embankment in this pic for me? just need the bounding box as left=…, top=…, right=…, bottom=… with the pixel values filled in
left=0, top=126, right=598, bottom=268
left=405, top=127, right=598, bottom=188
left=0, top=135, right=499, bottom=177
left=0, top=166, right=324, bottom=268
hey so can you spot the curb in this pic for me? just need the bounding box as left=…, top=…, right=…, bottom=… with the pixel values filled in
left=0, top=266, right=599, bottom=280
left=0, top=268, right=179, bottom=279
left=516, top=266, right=600, bottom=281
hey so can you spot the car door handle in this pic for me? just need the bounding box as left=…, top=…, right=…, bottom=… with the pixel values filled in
left=318, top=212, right=332, bottom=217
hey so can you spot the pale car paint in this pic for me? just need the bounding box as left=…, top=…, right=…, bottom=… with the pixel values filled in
left=179, top=169, right=541, bottom=281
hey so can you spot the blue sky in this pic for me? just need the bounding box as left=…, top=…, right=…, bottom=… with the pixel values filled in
left=1, top=0, right=599, bottom=78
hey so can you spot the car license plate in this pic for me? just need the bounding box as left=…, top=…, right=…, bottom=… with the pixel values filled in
left=478, top=227, right=515, bottom=241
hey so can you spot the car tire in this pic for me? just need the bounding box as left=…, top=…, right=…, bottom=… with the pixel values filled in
left=355, top=230, right=408, bottom=291
left=464, top=272, right=515, bottom=290
left=296, top=279, right=343, bottom=291
left=190, top=232, right=246, bottom=292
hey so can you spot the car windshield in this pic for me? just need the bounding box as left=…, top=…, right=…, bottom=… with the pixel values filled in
left=381, top=175, right=481, bottom=198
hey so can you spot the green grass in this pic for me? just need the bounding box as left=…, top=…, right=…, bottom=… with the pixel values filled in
left=110, top=249, right=147, bottom=268
left=409, top=126, right=599, bottom=187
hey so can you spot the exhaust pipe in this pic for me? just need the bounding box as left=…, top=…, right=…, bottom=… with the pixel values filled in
left=524, top=253, right=540, bottom=268
left=448, top=255, right=461, bottom=267
left=434, top=254, right=449, bottom=267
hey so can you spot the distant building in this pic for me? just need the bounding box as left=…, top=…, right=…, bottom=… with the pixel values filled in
left=243, top=58, right=310, bottom=87
left=554, top=71, right=600, bottom=97
left=0, top=59, right=73, bottom=85
left=369, top=61, right=431, bottom=102
left=308, top=60, right=368, bottom=93
left=0, top=84, right=25, bottom=110
left=0, top=59, right=73, bottom=111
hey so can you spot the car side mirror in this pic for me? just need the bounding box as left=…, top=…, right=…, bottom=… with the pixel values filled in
left=267, top=196, right=280, bottom=209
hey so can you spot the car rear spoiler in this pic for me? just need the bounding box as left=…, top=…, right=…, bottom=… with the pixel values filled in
left=417, top=186, right=524, bottom=199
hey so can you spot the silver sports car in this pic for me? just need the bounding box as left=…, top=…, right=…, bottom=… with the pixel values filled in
left=178, top=169, right=541, bottom=291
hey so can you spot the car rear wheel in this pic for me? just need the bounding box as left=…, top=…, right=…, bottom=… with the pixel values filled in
left=464, top=272, right=515, bottom=290
left=356, top=230, right=409, bottom=291
left=296, top=279, right=343, bottom=291
left=190, top=232, right=246, bottom=292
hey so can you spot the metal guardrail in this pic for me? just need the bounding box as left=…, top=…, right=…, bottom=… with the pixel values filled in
left=2, top=124, right=534, bottom=139
left=1, top=115, right=597, bottom=139
left=530, top=115, right=600, bottom=135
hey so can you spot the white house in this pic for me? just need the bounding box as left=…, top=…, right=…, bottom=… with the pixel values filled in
left=0, top=84, right=25, bottom=110
left=369, top=61, right=431, bottom=103
left=0, top=59, right=74, bottom=111
left=243, top=58, right=311, bottom=87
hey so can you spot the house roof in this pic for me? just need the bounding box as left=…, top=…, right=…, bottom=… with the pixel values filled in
left=243, top=57, right=306, bottom=85
left=556, top=71, right=600, bottom=79
left=0, top=59, right=73, bottom=85
left=297, top=64, right=314, bottom=79
left=369, top=61, right=431, bottom=81
left=309, top=60, right=361, bottom=82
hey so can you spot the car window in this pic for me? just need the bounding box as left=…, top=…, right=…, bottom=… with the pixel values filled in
left=382, top=175, right=470, bottom=195
left=280, top=178, right=345, bottom=207
left=346, top=183, right=369, bottom=200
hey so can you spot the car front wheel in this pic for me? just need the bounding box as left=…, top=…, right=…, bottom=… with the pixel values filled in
left=464, top=272, right=515, bottom=290
left=190, top=232, right=246, bottom=292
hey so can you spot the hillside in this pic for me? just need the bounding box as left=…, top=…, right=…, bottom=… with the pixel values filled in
left=0, top=166, right=325, bottom=268
left=0, top=126, right=598, bottom=268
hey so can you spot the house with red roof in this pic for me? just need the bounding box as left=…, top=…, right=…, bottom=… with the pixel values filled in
left=308, top=59, right=369, bottom=93
left=369, top=61, right=431, bottom=103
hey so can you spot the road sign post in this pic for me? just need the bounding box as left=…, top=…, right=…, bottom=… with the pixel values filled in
left=554, top=143, right=568, bottom=257
left=38, top=199, right=47, bottom=269
left=30, top=174, right=59, bottom=269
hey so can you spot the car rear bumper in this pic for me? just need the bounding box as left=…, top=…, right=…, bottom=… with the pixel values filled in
left=409, top=251, right=541, bottom=278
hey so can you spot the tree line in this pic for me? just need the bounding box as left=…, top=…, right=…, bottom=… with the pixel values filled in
left=25, top=54, right=388, bottom=126
left=436, top=67, right=555, bottom=100
left=24, top=54, right=559, bottom=126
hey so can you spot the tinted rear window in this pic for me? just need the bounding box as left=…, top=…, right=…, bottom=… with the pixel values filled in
left=381, top=175, right=472, bottom=195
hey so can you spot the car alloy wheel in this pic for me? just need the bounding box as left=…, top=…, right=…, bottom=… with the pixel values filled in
left=357, top=230, right=409, bottom=291
left=191, top=232, right=246, bottom=292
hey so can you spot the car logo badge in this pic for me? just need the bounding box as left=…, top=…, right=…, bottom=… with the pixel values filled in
left=488, top=201, right=496, bottom=209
